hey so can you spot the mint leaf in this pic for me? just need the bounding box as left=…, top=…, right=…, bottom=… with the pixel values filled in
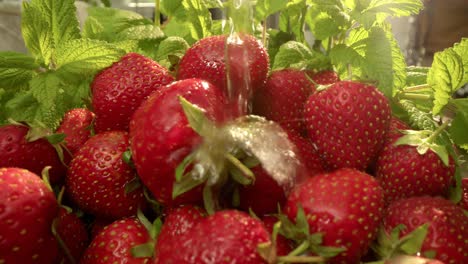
left=449, top=99, right=468, bottom=147
left=0, top=52, right=39, bottom=89
left=351, top=0, right=423, bottom=28
left=156, top=37, right=190, bottom=69
left=452, top=38, right=468, bottom=85
left=362, top=26, right=406, bottom=97
left=21, top=2, right=53, bottom=65
left=428, top=48, right=464, bottom=115
left=4, top=91, right=40, bottom=124
left=55, top=39, right=125, bottom=78
left=273, top=41, right=331, bottom=71
left=305, top=0, right=351, bottom=40
left=406, top=66, right=429, bottom=86
left=255, top=0, right=288, bottom=21
left=32, top=0, right=81, bottom=50
left=279, top=0, right=307, bottom=43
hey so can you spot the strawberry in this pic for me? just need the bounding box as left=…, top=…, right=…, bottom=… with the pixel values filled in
left=311, top=70, right=340, bottom=85
left=90, top=218, right=114, bottom=240
left=66, top=131, right=146, bottom=219
left=54, top=208, right=89, bottom=264
left=237, top=130, right=325, bottom=216
left=155, top=210, right=270, bottom=264
left=129, top=78, right=227, bottom=206
left=80, top=217, right=152, bottom=264
left=56, top=108, right=95, bottom=155
left=0, top=124, right=67, bottom=183
left=91, top=53, right=174, bottom=133
left=177, top=34, right=269, bottom=117
left=284, top=168, right=384, bottom=263
left=304, top=81, right=391, bottom=170
left=155, top=205, right=206, bottom=261
left=252, top=69, right=316, bottom=134
left=0, top=167, right=60, bottom=264
left=460, top=178, right=468, bottom=211
left=383, top=196, right=468, bottom=263
left=375, top=134, right=455, bottom=205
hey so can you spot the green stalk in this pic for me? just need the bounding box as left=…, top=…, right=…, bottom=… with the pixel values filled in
left=154, top=0, right=160, bottom=27
left=398, top=92, right=431, bottom=101
left=277, top=255, right=326, bottom=263
left=426, top=121, right=450, bottom=144
left=287, top=240, right=310, bottom=257
left=403, top=84, right=430, bottom=92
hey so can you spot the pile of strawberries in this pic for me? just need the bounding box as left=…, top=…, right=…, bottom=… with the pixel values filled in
left=1, top=34, right=467, bottom=264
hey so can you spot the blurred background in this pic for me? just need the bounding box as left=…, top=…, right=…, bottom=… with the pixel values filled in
left=1, top=0, right=467, bottom=68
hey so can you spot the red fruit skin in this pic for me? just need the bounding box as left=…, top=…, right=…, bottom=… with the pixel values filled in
left=384, top=196, right=468, bottom=263
left=460, top=178, right=468, bottom=211
left=55, top=208, right=89, bottom=264
left=304, top=81, right=391, bottom=170
left=0, top=125, right=67, bottom=183
left=177, top=35, right=269, bottom=117
left=92, top=53, right=174, bottom=133
left=155, top=205, right=206, bottom=260
left=375, top=136, right=455, bottom=205
left=80, top=218, right=152, bottom=264
left=56, top=108, right=95, bottom=155
left=66, top=131, right=146, bottom=219
left=285, top=168, right=384, bottom=264
left=311, top=70, right=340, bottom=85
left=238, top=166, right=287, bottom=216
left=155, top=210, right=270, bottom=264
left=0, top=168, right=60, bottom=264
left=90, top=218, right=114, bottom=240
left=286, top=131, right=326, bottom=177
left=262, top=216, right=293, bottom=256
left=253, top=69, right=316, bottom=134
left=129, top=78, right=228, bottom=206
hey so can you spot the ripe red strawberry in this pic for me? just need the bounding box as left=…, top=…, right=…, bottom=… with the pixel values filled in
left=383, top=196, right=468, bottom=263
left=80, top=217, right=152, bottom=264
left=177, top=34, right=269, bottom=117
left=252, top=69, right=316, bottom=134
left=0, top=167, right=60, bottom=264
left=155, top=205, right=206, bottom=260
left=0, top=124, right=67, bottom=183
left=375, top=135, right=455, bottom=205
left=90, top=218, right=114, bottom=240
left=304, top=81, right=391, bottom=170
left=56, top=108, right=95, bottom=155
left=155, top=210, right=270, bottom=264
left=91, top=52, right=174, bottom=133
left=66, top=131, right=146, bottom=219
left=311, top=70, right=340, bottom=85
left=129, top=78, right=227, bottom=206
left=286, top=130, right=326, bottom=176
left=460, top=178, right=468, bottom=210
left=54, top=208, right=89, bottom=264
left=284, top=168, right=385, bottom=263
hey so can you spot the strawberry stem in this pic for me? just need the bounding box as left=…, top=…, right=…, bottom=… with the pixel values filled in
left=287, top=240, right=310, bottom=257
left=154, top=0, right=160, bottom=27
left=262, top=20, right=267, bottom=46
left=403, top=84, right=430, bottom=92
left=225, top=153, right=255, bottom=182
left=397, top=92, right=431, bottom=101
left=426, top=121, right=450, bottom=144
left=51, top=218, right=77, bottom=264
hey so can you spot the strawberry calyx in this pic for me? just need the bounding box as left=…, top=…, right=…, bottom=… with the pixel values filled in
left=276, top=206, right=345, bottom=261
left=370, top=224, right=434, bottom=262
left=130, top=209, right=162, bottom=258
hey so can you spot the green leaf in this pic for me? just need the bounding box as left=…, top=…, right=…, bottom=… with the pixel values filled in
left=279, top=0, right=307, bottom=43
left=131, top=242, right=155, bottom=258
left=21, top=2, right=53, bottom=65
left=305, top=0, right=351, bottom=40
left=352, top=0, right=423, bottom=28
left=175, top=153, right=195, bottom=182
left=428, top=48, right=464, bottom=115
left=452, top=38, right=468, bottom=85
left=399, top=100, right=437, bottom=131
left=0, top=51, right=39, bottom=89
left=33, top=0, right=81, bottom=50
left=449, top=99, right=468, bottom=147
left=155, top=37, right=190, bottom=68
left=4, top=91, right=40, bottom=124
left=55, top=39, right=125, bottom=78
left=273, top=41, right=331, bottom=71
left=266, top=29, right=295, bottom=65
left=255, top=0, right=288, bottom=21
left=362, top=26, right=407, bottom=97
left=405, top=66, right=429, bottom=86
